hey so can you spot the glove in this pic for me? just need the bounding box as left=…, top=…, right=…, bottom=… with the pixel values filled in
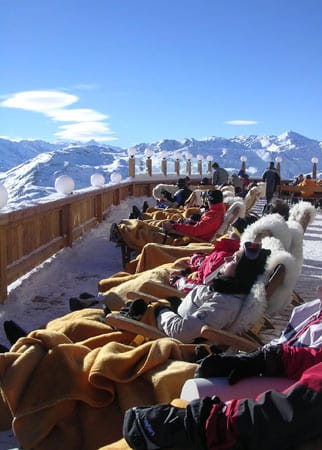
left=194, top=344, right=223, bottom=363
left=119, top=298, right=148, bottom=321
left=195, top=346, right=284, bottom=384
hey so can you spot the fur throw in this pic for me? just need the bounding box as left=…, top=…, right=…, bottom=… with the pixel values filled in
left=241, top=213, right=292, bottom=250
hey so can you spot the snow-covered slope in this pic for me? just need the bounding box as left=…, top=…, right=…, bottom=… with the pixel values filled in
left=0, top=130, right=321, bottom=208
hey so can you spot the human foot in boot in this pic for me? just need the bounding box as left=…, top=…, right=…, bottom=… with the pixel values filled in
left=69, top=297, right=100, bottom=312
left=4, top=320, right=27, bottom=345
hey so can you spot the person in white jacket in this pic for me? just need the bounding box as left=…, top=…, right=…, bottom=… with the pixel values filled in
left=156, top=241, right=270, bottom=343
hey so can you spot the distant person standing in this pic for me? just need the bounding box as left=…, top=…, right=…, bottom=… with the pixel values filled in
left=212, top=162, right=229, bottom=186
left=262, top=161, right=280, bottom=206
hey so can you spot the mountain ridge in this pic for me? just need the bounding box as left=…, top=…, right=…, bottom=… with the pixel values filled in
left=0, top=130, right=321, bottom=208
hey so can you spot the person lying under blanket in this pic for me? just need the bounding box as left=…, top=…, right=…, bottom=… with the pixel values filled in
left=110, top=190, right=225, bottom=253
left=123, top=344, right=322, bottom=450
left=123, top=286, right=322, bottom=450
left=117, top=241, right=270, bottom=344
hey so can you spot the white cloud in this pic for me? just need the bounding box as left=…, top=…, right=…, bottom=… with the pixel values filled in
left=1, top=90, right=78, bottom=112
left=225, top=120, right=258, bottom=125
left=47, top=108, right=108, bottom=122
left=0, top=90, right=116, bottom=143
left=55, top=121, right=117, bottom=142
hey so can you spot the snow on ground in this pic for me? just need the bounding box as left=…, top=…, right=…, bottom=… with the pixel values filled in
left=0, top=198, right=321, bottom=449
left=0, top=196, right=150, bottom=348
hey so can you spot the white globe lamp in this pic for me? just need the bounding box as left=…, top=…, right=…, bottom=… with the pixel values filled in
left=110, top=172, right=122, bottom=184
left=127, top=147, right=137, bottom=158
left=55, top=175, right=75, bottom=195
left=161, top=150, right=168, bottom=159
left=90, top=173, right=105, bottom=187
left=240, top=155, right=247, bottom=171
left=0, top=183, right=8, bottom=209
left=144, top=148, right=154, bottom=158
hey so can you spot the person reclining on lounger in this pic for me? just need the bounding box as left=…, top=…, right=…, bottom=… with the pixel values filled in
left=168, top=215, right=258, bottom=293
left=162, top=190, right=225, bottom=242
left=153, top=241, right=270, bottom=343
left=110, top=190, right=225, bottom=252
left=123, top=287, right=322, bottom=450
left=123, top=345, right=322, bottom=450
left=160, top=177, right=193, bottom=208
left=115, top=241, right=270, bottom=344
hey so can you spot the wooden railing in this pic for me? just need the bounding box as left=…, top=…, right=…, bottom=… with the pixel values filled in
left=0, top=179, right=166, bottom=303
left=0, top=176, right=297, bottom=303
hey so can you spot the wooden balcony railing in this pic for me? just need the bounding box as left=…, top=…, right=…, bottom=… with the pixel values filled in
left=0, top=179, right=167, bottom=303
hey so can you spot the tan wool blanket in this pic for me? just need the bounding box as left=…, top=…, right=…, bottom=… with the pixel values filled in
left=131, top=241, right=214, bottom=273
left=98, top=265, right=180, bottom=310
left=0, top=309, right=197, bottom=450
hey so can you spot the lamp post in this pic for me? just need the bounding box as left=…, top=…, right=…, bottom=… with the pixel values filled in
left=312, top=157, right=319, bottom=180
left=240, top=155, right=247, bottom=172
left=275, top=156, right=282, bottom=175
left=174, top=151, right=181, bottom=176
left=186, top=152, right=193, bottom=176
left=206, top=155, right=213, bottom=174
left=197, top=154, right=203, bottom=176
left=0, top=183, right=8, bottom=209
left=144, top=148, right=154, bottom=176
left=161, top=150, right=168, bottom=176
left=55, top=175, right=75, bottom=195
left=127, top=147, right=136, bottom=178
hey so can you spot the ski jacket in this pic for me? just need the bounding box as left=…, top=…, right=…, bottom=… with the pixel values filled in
left=173, top=202, right=225, bottom=241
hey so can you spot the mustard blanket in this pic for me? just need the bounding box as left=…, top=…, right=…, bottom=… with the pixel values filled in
left=0, top=309, right=197, bottom=450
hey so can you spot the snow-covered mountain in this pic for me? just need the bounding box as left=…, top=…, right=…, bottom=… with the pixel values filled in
left=0, top=130, right=321, bottom=208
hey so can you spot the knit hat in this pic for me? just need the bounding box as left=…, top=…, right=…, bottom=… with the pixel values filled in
left=207, top=190, right=223, bottom=204
left=177, top=178, right=186, bottom=188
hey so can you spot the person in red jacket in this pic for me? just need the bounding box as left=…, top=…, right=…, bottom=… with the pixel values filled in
left=162, top=190, right=225, bottom=241
left=123, top=344, right=322, bottom=450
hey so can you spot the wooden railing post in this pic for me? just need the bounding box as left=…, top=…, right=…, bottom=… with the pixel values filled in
left=0, top=224, right=8, bottom=302
left=94, top=193, right=103, bottom=222
left=60, top=204, right=73, bottom=247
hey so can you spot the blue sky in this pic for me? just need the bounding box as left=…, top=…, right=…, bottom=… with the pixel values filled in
left=1, top=0, right=322, bottom=147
